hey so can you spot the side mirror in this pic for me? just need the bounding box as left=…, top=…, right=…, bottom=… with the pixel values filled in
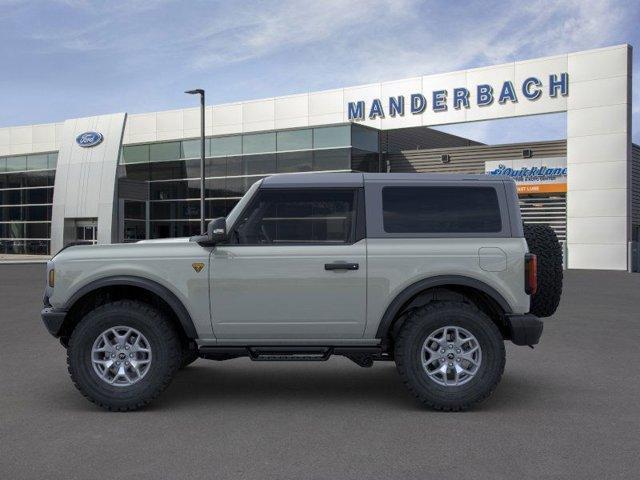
left=208, top=217, right=227, bottom=243
left=190, top=217, right=227, bottom=247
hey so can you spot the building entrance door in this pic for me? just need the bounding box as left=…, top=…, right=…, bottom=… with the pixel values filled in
left=75, top=220, right=98, bottom=245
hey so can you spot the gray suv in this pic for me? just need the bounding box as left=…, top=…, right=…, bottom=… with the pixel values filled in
left=41, top=173, right=562, bottom=411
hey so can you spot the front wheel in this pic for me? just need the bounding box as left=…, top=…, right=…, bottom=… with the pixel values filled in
left=67, top=300, right=181, bottom=411
left=395, top=301, right=505, bottom=411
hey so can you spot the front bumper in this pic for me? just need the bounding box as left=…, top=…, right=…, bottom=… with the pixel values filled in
left=41, top=307, right=67, bottom=337
left=505, top=314, right=543, bottom=346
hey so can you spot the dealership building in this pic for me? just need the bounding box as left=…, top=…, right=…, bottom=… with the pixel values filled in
left=0, top=44, right=637, bottom=271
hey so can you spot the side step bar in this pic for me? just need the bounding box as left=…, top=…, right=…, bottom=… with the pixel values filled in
left=250, top=347, right=332, bottom=362
left=198, top=346, right=389, bottom=367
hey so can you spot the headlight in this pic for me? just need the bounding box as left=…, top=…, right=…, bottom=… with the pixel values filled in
left=48, top=269, right=55, bottom=288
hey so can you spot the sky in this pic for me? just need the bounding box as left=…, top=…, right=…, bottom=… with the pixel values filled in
left=0, top=0, right=638, bottom=144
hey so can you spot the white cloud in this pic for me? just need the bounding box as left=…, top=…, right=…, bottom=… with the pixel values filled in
left=2, top=0, right=638, bottom=141
left=189, top=0, right=415, bottom=70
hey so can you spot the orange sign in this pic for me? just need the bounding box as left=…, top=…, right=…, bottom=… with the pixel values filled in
left=517, top=183, right=567, bottom=194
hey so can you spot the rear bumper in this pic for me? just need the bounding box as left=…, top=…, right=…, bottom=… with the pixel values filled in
left=41, top=307, right=67, bottom=337
left=505, top=314, right=543, bottom=346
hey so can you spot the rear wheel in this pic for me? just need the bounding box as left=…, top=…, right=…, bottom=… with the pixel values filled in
left=67, top=300, right=181, bottom=411
left=395, top=301, right=505, bottom=411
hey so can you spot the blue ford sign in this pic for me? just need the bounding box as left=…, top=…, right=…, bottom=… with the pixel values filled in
left=76, top=131, right=103, bottom=148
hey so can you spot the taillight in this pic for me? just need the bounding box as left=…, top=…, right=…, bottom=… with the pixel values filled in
left=525, top=253, right=537, bottom=295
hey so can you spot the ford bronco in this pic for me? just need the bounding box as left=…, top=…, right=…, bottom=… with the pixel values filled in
left=41, top=173, right=562, bottom=411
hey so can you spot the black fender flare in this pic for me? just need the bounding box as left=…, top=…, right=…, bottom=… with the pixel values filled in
left=375, top=275, right=512, bottom=339
left=63, top=275, right=198, bottom=339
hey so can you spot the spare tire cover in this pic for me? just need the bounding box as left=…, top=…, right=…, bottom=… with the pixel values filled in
left=523, top=224, right=563, bottom=318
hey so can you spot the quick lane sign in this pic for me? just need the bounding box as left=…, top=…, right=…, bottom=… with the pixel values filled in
left=348, top=73, right=569, bottom=120
left=485, top=157, right=567, bottom=194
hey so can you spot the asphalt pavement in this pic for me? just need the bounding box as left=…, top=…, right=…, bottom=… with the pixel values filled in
left=0, top=264, right=638, bottom=479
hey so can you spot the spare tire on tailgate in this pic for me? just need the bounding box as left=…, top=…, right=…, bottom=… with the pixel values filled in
left=523, top=224, right=563, bottom=318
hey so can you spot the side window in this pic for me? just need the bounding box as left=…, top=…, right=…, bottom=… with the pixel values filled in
left=382, top=186, right=502, bottom=234
left=234, top=189, right=356, bottom=245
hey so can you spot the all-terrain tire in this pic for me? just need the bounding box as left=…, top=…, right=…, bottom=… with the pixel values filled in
left=523, top=223, right=563, bottom=318
left=395, top=301, right=505, bottom=411
left=67, top=300, right=181, bottom=411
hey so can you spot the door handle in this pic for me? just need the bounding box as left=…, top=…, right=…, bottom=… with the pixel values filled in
left=324, top=262, right=359, bottom=271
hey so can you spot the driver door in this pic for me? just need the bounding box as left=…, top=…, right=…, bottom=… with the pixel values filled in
left=210, top=187, right=367, bottom=340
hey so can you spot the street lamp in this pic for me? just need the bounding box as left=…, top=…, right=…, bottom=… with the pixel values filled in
left=185, top=88, right=206, bottom=234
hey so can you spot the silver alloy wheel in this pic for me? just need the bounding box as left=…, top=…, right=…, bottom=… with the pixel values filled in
left=420, top=325, right=482, bottom=387
left=91, top=326, right=152, bottom=387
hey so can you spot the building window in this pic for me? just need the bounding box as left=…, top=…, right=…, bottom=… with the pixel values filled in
left=313, top=126, right=350, bottom=149
left=313, top=148, right=350, bottom=171
left=124, top=200, right=146, bottom=220
left=243, top=132, right=276, bottom=154
left=205, top=158, right=226, bottom=178
left=0, top=152, right=57, bottom=255
left=26, top=154, right=49, bottom=171
left=150, top=221, right=201, bottom=239
left=150, top=142, right=181, bottom=162
left=352, top=125, right=379, bottom=152
left=351, top=149, right=379, bottom=172
left=181, top=138, right=212, bottom=159
left=118, top=126, right=378, bottom=243
left=121, top=163, right=150, bottom=181
left=277, top=129, right=312, bottom=151
left=277, top=151, right=313, bottom=173
left=5, top=156, right=27, bottom=172
left=122, top=144, right=150, bottom=164
left=243, top=154, right=277, bottom=175
left=123, top=221, right=146, bottom=242
left=211, top=136, right=242, bottom=157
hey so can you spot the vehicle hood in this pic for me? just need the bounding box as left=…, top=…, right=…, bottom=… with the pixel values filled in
left=53, top=239, right=203, bottom=261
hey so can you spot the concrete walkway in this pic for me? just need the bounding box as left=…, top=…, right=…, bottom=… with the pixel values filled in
left=0, top=254, right=51, bottom=263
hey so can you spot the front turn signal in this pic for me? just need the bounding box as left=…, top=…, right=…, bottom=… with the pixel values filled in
left=48, top=269, right=55, bottom=288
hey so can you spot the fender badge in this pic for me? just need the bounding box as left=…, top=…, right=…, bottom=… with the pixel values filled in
left=192, top=262, right=205, bottom=273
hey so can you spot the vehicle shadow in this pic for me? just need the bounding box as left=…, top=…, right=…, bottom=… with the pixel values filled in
left=153, top=359, right=545, bottom=412
left=160, top=360, right=415, bottom=409
left=48, top=358, right=549, bottom=413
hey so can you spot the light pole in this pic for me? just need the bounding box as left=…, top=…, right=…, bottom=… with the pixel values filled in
left=185, top=88, right=206, bottom=234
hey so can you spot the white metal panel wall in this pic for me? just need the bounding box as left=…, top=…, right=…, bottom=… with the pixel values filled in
left=119, top=46, right=628, bottom=146
left=566, top=46, right=632, bottom=270
left=0, top=122, right=64, bottom=156
left=50, top=113, right=126, bottom=252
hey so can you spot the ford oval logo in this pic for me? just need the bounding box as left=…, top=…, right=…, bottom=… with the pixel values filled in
left=76, top=131, right=103, bottom=148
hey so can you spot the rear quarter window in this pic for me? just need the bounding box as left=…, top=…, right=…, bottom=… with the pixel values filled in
left=382, top=186, right=502, bottom=234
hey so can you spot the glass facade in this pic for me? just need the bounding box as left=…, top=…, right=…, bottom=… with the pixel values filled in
left=0, top=152, right=57, bottom=254
left=119, top=124, right=380, bottom=241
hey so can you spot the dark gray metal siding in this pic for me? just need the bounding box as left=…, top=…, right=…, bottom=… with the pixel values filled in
left=386, top=140, right=566, bottom=173
left=519, top=196, right=567, bottom=241
left=381, top=126, right=482, bottom=154
left=632, top=143, right=640, bottom=241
